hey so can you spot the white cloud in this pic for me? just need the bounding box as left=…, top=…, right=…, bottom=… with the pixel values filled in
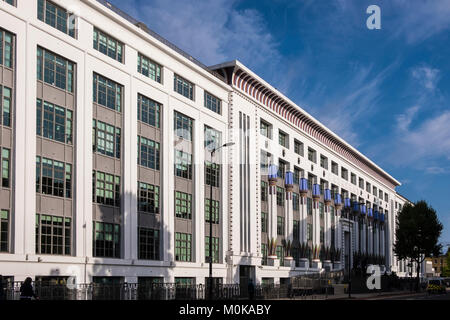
left=391, top=0, right=450, bottom=44
left=396, top=105, right=420, bottom=132
left=390, top=110, right=450, bottom=166
left=425, top=167, right=450, bottom=175
left=313, top=62, right=395, bottom=147
left=109, top=0, right=282, bottom=69
left=411, top=66, right=440, bottom=90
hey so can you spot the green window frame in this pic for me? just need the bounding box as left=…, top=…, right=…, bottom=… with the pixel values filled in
left=261, top=243, right=268, bottom=265
left=307, top=197, right=312, bottom=215
left=205, top=161, right=220, bottom=187
left=36, top=99, right=73, bottom=144
left=204, top=125, right=222, bottom=151
left=294, top=140, right=303, bottom=156
left=174, top=111, right=193, bottom=141
left=37, top=0, right=76, bottom=38
left=0, top=209, right=9, bottom=252
left=93, top=221, right=120, bottom=258
left=307, top=223, right=313, bottom=241
left=205, top=198, right=219, bottom=224
left=293, top=193, right=299, bottom=211
left=173, top=74, right=194, bottom=100
left=204, top=91, right=221, bottom=114
left=35, top=214, right=71, bottom=255
left=260, top=120, right=272, bottom=139
left=37, top=47, right=75, bottom=92
left=138, top=94, right=161, bottom=128
left=205, top=236, right=219, bottom=263
left=175, top=232, right=192, bottom=262
left=175, top=191, right=192, bottom=220
left=93, top=170, right=120, bottom=207
left=93, top=119, right=121, bottom=158
left=93, top=73, right=123, bottom=112
left=138, top=136, right=160, bottom=170
left=0, top=85, right=12, bottom=127
left=261, top=212, right=267, bottom=233
left=277, top=216, right=284, bottom=235
left=261, top=181, right=268, bottom=202
left=35, top=156, right=71, bottom=198
left=276, top=187, right=285, bottom=207
left=1, top=148, right=10, bottom=188
left=93, top=28, right=124, bottom=63
left=138, top=182, right=159, bottom=214
left=138, top=227, right=160, bottom=260
left=276, top=245, right=284, bottom=265
left=138, top=53, right=162, bottom=83
left=174, top=150, right=192, bottom=179
left=278, top=130, right=288, bottom=148
left=0, top=29, right=13, bottom=68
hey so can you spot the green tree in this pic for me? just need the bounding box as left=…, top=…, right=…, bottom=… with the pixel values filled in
left=394, top=201, right=443, bottom=291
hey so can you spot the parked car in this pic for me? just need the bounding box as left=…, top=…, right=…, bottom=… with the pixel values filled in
left=426, top=278, right=447, bottom=294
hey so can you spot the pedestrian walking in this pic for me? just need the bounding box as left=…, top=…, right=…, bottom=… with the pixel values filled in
left=20, top=277, right=39, bottom=300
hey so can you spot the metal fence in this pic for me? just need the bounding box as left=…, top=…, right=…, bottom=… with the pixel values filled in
left=3, top=278, right=334, bottom=300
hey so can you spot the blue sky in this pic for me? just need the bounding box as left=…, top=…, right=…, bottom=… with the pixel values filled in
left=106, top=0, right=450, bottom=248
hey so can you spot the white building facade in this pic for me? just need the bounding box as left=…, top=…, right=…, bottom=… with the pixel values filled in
left=0, top=0, right=413, bottom=286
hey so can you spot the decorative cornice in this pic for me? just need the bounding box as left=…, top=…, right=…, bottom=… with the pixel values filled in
left=223, top=65, right=399, bottom=190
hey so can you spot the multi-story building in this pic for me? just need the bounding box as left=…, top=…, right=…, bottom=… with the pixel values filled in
left=425, top=255, right=448, bottom=277
left=0, top=0, right=415, bottom=287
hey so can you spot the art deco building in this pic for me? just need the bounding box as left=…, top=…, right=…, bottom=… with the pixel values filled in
left=0, top=0, right=415, bottom=287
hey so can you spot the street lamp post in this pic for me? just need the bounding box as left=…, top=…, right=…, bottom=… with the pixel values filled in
left=207, top=142, right=234, bottom=300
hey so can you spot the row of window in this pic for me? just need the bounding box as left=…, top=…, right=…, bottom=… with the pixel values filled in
left=36, top=0, right=223, bottom=114
left=261, top=119, right=390, bottom=202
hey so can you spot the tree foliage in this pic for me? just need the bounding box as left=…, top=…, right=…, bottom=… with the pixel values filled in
left=394, top=200, right=443, bottom=289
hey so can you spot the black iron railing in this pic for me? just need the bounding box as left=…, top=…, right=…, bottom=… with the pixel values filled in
left=2, top=278, right=339, bottom=300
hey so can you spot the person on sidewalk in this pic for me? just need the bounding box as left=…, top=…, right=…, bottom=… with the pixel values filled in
left=20, top=277, right=39, bottom=300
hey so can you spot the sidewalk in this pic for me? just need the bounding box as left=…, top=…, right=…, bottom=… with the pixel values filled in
left=281, top=290, right=424, bottom=300
left=325, top=290, right=424, bottom=300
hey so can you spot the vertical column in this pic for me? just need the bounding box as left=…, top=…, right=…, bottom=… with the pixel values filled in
left=123, top=75, right=137, bottom=260
left=268, top=165, right=277, bottom=248
left=285, top=172, right=293, bottom=241
left=299, top=178, right=308, bottom=244
left=361, top=220, right=366, bottom=254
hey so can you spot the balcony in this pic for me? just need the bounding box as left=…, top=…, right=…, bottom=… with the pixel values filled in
left=324, top=189, right=332, bottom=205
left=374, top=210, right=379, bottom=221
left=285, top=171, right=294, bottom=192
left=352, top=201, right=360, bottom=215
left=344, top=198, right=351, bottom=208
left=360, top=204, right=366, bottom=216
left=334, top=194, right=342, bottom=208
left=299, top=178, right=308, bottom=196
left=312, top=184, right=321, bottom=200
left=268, top=164, right=278, bottom=186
